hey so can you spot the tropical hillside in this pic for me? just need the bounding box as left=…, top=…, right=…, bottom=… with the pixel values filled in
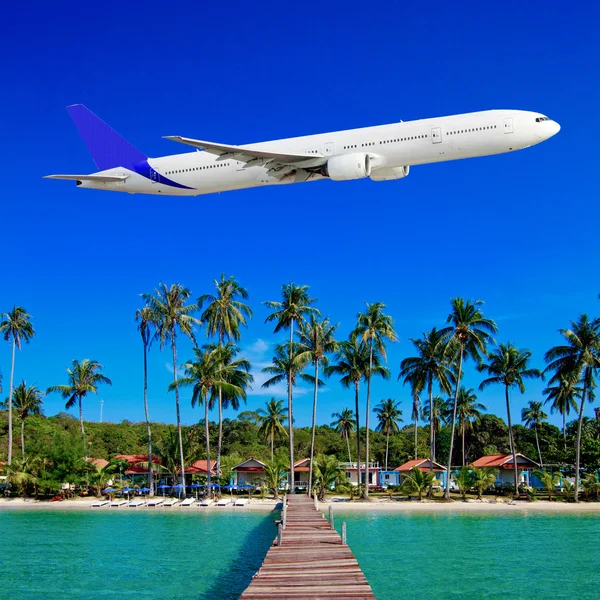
left=1, top=280, right=599, bottom=500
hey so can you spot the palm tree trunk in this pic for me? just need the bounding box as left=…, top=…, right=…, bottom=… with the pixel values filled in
left=346, top=430, right=352, bottom=463
left=535, top=425, right=543, bottom=469
left=445, top=345, right=464, bottom=500
left=216, top=332, right=224, bottom=480
left=79, top=396, right=87, bottom=460
left=462, top=425, right=466, bottom=467
left=354, top=380, right=361, bottom=493
left=205, top=392, right=211, bottom=489
left=385, top=431, right=389, bottom=472
left=562, top=413, right=567, bottom=452
left=574, top=373, right=588, bottom=503
left=414, top=416, right=418, bottom=461
left=143, top=341, right=153, bottom=495
left=308, top=360, right=319, bottom=497
left=288, top=321, right=295, bottom=494
left=7, top=339, right=15, bottom=466
left=21, top=418, right=25, bottom=461
left=428, top=377, right=434, bottom=463
left=271, top=434, right=274, bottom=460
left=172, top=330, right=186, bottom=488
left=363, top=341, right=373, bottom=500
left=505, top=385, right=518, bottom=495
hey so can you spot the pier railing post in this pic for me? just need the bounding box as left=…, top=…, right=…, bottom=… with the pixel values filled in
left=282, top=500, right=287, bottom=529
left=314, top=493, right=318, bottom=511
left=342, top=521, right=347, bottom=545
left=329, top=505, right=334, bottom=530
left=277, top=522, right=283, bottom=547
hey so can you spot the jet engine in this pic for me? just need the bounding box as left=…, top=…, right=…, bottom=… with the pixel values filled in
left=325, top=153, right=371, bottom=181
left=370, top=165, right=410, bottom=181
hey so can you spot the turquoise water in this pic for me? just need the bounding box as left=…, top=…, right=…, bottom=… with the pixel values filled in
left=334, top=510, right=600, bottom=600
left=2, top=509, right=599, bottom=600
left=0, top=510, right=275, bottom=600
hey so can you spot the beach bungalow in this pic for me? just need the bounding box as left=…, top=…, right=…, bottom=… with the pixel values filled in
left=339, top=461, right=382, bottom=487
left=231, top=458, right=267, bottom=486
left=114, top=455, right=216, bottom=485
left=394, top=459, right=448, bottom=487
left=471, top=453, right=539, bottom=488
left=290, top=458, right=310, bottom=490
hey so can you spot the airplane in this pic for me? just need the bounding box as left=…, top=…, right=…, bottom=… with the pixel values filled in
left=45, top=104, right=560, bottom=197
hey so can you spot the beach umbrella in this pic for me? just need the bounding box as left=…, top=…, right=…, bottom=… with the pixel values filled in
left=102, top=487, right=116, bottom=495
left=222, top=483, right=236, bottom=502
left=239, top=483, right=256, bottom=498
left=157, top=484, right=170, bottom=498
left=172, top=483, right=185, bottom=498
left=139, top=487, right=151, bottom=495
left=121, top=487, right=134, bottom=499
left=190, top=483, right=203, bottom=500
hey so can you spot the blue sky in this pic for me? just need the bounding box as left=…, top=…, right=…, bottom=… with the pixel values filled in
left=1, top=1, right=598, bottom=429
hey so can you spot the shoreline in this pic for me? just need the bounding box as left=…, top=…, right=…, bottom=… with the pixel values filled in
left=1, top=496, right=600, bottom=513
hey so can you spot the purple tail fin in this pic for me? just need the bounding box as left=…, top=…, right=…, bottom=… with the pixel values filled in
left=67, top=104, right=147, bottom=171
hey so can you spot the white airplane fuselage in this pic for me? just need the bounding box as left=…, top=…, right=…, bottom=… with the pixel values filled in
left=62, top=109, right=560, bottom=196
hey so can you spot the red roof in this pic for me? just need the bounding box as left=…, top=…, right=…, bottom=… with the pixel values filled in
left=471, top=453, right=538, bottom=469
left=395, top=459, right=447, bottom=472
left=186, top=459, right=217, bottom=474
left=115, top=454, right=216, bottom=474
left=291, top=458, right=310, bottom=472
left=86, top=458, right=109, bottom=470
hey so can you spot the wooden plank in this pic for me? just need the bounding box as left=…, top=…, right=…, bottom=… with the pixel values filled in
left=240, top=495, right=375, bottom=599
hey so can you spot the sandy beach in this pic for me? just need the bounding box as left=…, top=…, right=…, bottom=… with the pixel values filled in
left=2, top=496, right=600, bottom=513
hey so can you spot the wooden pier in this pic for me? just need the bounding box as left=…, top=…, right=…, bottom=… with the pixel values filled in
left=240, top=495, right=375, bottom=599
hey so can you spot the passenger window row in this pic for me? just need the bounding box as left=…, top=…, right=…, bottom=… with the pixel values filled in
left=166, top=163, right=229, bottom=175
left=343, top=134, right=427, bottom=151
left=447, top=125, right=497, bottom=136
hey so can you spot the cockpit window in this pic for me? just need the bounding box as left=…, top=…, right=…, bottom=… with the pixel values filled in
left=535, top=116, right=550, bottom=122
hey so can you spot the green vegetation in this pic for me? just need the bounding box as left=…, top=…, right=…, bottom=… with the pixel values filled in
left=1, top=287, right=599, bottom=503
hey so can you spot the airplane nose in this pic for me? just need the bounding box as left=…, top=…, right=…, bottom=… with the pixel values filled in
left=549, top=120, right=561, bottom=137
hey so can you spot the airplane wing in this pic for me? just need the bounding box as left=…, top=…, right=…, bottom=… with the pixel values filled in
left=43, top=174, right=129, bottom=182
left=164, top=136, right=325, bottom=166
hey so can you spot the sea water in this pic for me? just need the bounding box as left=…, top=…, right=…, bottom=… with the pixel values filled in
left=1, top=509, right=599, bottom=600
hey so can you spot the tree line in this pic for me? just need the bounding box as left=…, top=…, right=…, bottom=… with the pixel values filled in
left=1, top=282, right=599, bottom=502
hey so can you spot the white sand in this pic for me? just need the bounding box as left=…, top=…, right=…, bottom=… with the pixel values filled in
left=1, top=496, right=599, bottom=513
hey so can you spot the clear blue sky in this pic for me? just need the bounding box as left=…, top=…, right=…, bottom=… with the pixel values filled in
left=1, top=1, right=598, bottom=429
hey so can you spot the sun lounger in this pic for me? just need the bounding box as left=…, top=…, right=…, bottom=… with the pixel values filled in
left=199, top=498, right=213, bottom=507
left=216, top=498, right=231, bottom=507
left=90, top=500, right=109, bottom=508
left=110, top=499, right=127, bottom=508
left=128, top=499, right=146, bottom=508
left=179, top=497, right=195, bottom=507
left=163, top=498, right=180, bottom=507
left=234, top=498, right=248, bottom=507
left=147, top=498, right=164, bottom=507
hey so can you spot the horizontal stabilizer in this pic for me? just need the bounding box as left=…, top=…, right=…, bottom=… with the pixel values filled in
left=44, top=174, right=129, bottom=182
left=164, top=135, right=324, bottom=164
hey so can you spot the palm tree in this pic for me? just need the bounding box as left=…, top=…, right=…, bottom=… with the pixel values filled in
left=257, top=399, right=288, bottom=459
left=173, top=345, right=243, bottom=488
left=421, top=395, right=451, bottom=461
left=410, top=393, right=420, bottom=460
left=264, top=459, right=286, bottom=500
left=135, top=305, right=157, bottom=491
left=296, top=315, right=338, bottom=496
left=399, top=328, right=454, bottom=476
left=533, top=470, right=560, bottom=501
left=199, top=274, right=252, bottom=477
left=543, top=375, right=581, bottom=451
left=401, top=466, right=436, bottom=501
left=374, top=399, right=403, bottom=471
left=522, top=400, right=548, bottom=468
left=326, top=334, right=386, bottom=491
left=2, top=382, right=43, bottom=461
left=261, top=342, right=317, bottom=490
left=142, top=283, right=199, bottom=489
left=545, top=315, right=600, bottom=501
left=479, top=343, right=542, bottom=493
left=47, top=359, right=112, bottom=459
left=264, top=283, right=319, bottom=494
left=331, top=408, right=356, bottom=463
left=354, top=302, right=397, bottom=499
left=0, top=306, right=34, bottom=465
left=441, top=299, right=497, bottom=500
left=455, top=465, right=474, bottom=501
left=455, top=387, right=486, bottom=466
left=471, top=466, right=498, bottom=499
left=312, top=454, right=345, bottom=500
